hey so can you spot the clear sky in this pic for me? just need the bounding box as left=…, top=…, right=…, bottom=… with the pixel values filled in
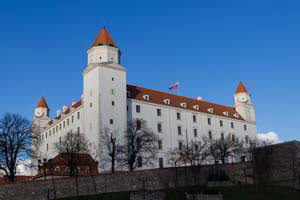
left=0, top=0, right=299, bottom=142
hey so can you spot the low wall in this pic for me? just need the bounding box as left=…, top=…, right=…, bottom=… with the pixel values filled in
left=0, top=162, right=251, bottom=200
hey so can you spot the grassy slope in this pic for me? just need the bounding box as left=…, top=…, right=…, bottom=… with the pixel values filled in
left=60, top=186, right=300, bottom=200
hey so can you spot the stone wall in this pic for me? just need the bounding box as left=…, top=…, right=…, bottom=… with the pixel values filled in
left=186, top=193, right=223, bottom=200
left=0, top=162, right=250, bottom=200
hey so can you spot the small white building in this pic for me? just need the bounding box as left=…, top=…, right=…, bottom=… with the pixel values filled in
left=33, top=27, right=257, bottom=172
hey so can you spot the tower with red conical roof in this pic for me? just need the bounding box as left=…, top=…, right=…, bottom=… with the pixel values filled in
left=87, top=26, right=121, bottom=65
left=33, top=97, right=51, bottom=133
left=234, top=82, right=256, bottom=123
left=82, top=26, right=127, bottom=160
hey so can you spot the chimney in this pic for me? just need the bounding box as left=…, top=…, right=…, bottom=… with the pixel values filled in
left=63, top=105, right=68, bottom=113
left=197, top=96, right=203, bottom=101
left=56, top=109, right=61, bottom=117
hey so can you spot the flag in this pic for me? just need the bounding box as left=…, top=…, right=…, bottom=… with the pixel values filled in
left=169, top=82, right=179, bottom=90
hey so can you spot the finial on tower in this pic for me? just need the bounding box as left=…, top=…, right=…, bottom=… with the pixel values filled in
left=235, top=82, right=249, bottom=94
left=91, top=26, right=117, bottom=48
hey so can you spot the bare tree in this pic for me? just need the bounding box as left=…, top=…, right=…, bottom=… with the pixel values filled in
left=206, top=134, right=243, bottom=164
left=54, top=132, right=90, bottom=176
left=100, top=128, right=122, bottom=173
left=168, top=138, right=209, bottom=186
left=118, top=119, right=158, bottom=171
left=0, top=113, right=32, bottom=182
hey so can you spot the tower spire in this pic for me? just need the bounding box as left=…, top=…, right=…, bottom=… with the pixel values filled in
left=91, top=27, right=117, bottom=48
left=235, top=82, right=249, bottom=94
left=37, top=97, right=49, bottom=108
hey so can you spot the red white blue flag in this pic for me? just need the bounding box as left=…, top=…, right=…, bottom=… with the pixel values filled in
left=169, top=82, right=179, bottom=90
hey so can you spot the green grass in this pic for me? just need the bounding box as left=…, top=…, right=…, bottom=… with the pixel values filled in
left=59, top=185, right=300, bottom=200
left=165, top=185, right=300, bottom=200
left=59, top=191, right=130, bottom=200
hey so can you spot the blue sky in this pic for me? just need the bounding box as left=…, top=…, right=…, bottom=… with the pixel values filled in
left=0, top=0, right=299, bottom=141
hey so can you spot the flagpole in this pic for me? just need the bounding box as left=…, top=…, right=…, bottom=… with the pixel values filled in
left=177, top=81, right=179, bottom=96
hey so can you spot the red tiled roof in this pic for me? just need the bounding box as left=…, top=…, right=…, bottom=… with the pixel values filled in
left=91, top=26, right=117, bottom=48
left=127, top=85, right=244, bottom=121
left=235, top=82, right=248, bottom=94
left=37, top=97, right=48, bottom=108
left=72, top=100, right=82, bottom=109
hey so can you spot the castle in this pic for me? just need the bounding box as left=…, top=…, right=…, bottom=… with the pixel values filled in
left=33, top=26, right=257, bottom=172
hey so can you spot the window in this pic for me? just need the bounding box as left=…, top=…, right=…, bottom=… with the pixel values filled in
left=193, top=115, right=197, bottom=122
left=194, top=143, right=199, bottom=151
left=65, top=167, right=70, bottom=173
left=49, top=130, right=51, bottom=136
left=53, top=128, right=55, bottom=134
left=112, top=77, right=114, bottom=81
left=177, top=126, right=182, bottom=135
left=77, top=127, right=80, bottom=134
left=67, top=119, right=69, bottom=126
left=59, top=124, right=61, bottom=130
left=136, top=105, right=141, bottom=113
left=137, top=156, right=142, bottom=167
left=77, top=112, right=80, bottom=120
left=179, top=141, right=183, bottom=150
left=112, top=101, right=115, bottom=106
left=158, top=140, right=163, bottom=150
left=72, top=115, right=74, bottom=123
left=47, top=143, right=48, bottom=151
left=177, top=112, right=181, bottom=120
left=221, top=132, right=224, bottom=140
left=194, top=129, right=198, bottom=137
left=163, top=99, right=170, bottom=105
left=208, top=131, right=212, bottom=139
left=85, top=167, right=91, bottom=174
left=55, top=166, right=60, bottom=173
left=220, top=120, right=223, bottom=127
left=143, top=95, right=150, bottom=101
left=110, top=119, right=113, bottom=125
left=56, top=126, right=58, bottom=132
left=63, top=121, right=65, bottom=128
left=137, top=120, right=141, bottom=130
left=159, top=158, right=164, bottom=168
left=46, top=132, right=47, bottom=139
left=231, top=122, right=234, bottom=129
left=245, top=135, right=249, bottom=144
left=111, top=88, right=115, bottom=95
left=232, top=134, right=235, bottom=141
left=157, top=109, right=161, bottom=116
left=244, top=125, right=247, bottom=131
left=208, top=118, right=211, bottom=125
left=157, top=123, right=162, bottom=133
left=90, top=103, right=92, bottom=108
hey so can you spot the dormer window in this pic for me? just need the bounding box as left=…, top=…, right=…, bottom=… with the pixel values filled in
left=127, top=91, right=131, bottom=98
left=163, top=99, right=170, bottom=105
left=180, top=102, right=187, bottom=108
left=193, top=105, right=199, bottom=110
left=143, top=95, right=150, bottom=101
left=234, top=113, right=239, bottom=118
left=223, top=111, right=229, bottom=116
left=207, top=108, right=214, bottom=113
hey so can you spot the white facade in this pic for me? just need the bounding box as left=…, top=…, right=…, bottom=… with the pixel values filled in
left=33, top=27, right=257, bottom=172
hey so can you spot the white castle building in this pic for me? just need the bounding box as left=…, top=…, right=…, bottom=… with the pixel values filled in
left=33, top=27, right=257, bottom=172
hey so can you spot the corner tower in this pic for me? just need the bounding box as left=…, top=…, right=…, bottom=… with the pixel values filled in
left=234, top=82, right=256, bottom=123
left=83, top=27, right=127, bottom=171
left=33, top=97, right=51, bottom=133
